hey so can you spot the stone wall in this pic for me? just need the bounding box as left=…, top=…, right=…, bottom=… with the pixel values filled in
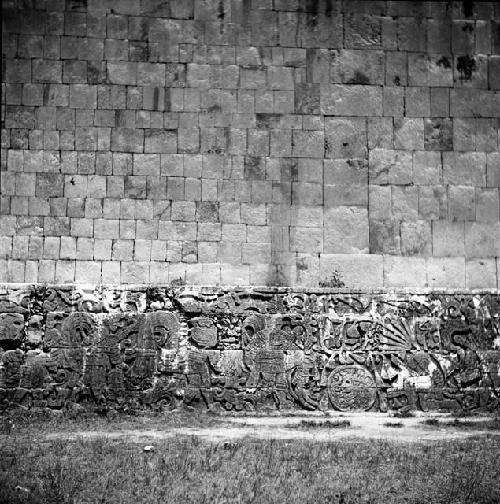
left=1, top=1, right=500, bottom=289
left=1, top=284, right=499, bottom=413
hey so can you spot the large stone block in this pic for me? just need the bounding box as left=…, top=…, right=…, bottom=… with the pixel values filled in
left=111, top=128, right=145, bottom=153
left=324, top=207, right=369, bottom=254
left=369, top=149, right=412, bottom=185
left=320, top=84, right=383, bottom=116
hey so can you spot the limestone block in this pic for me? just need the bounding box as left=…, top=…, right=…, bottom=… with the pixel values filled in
left=319, top=253, right=383, bottom=289
left=44, top=216, right=70, bottom=236
left=419, top=186, right=447, bottom=220
left=324, top=184, right=368, bottom=207
left=487, top=153, right=500, bottom=187
left=382, top=87, right=404, bottom=118
left=240, top=204, right=267, bottom=225
left=369, top=219, right=400, bottom=254
left=344, top=13, right=381, bottom=49
left=121, top=262, right=149, bottom=284
left=339, top=49, right=384, bottom=85
left=69, top=84, right=97, bottom=109
left=427, top=257, right=465, bottom=289
left=320, top=85, right=382, bottom=116
left=433, top=221, right=465, bottom=257
left=267, top=66, right=294, bottom=90
left=5, top=59, right=32, bottom=83
left=55, top=260, right=75, bottom=283
left=292, top=131, right=324, bottom=158
left=289, top=226, right=322, bottom=253
left=144, top=130, right=177, bottom=154
left=465, top=222, right=500, bottom=258
left=368, top=117, right=393, bottom=149
left=298, top=8, right=342, bottom=49
left=448, top=186, right=475, bottom=221
left=71, top=219, right=93, bottom=239
left=368, top=186, right=391, bottom=220
left=401, top=221, right=432, bottom=256
left=324, top=207, right=369, bottom=254
left=453, top=118, right=476, bottom=151
left=325, top=117, right=367, bottom=159
left=136, top=219, right=157, bottom=239
left=394, top=118, right=424, bottom=150
left=197, top=223, right=221, bottom=242
left=94, top=219, right=119, bottom=239
left=404, top=87, right=430, bottom=118
left=220, top=264, right=250, bottom=285
left=75, top=260, right=101, bottom=284
left=37, top=260, right=55, bottom=282
left=242, top=243, right=272, bottom=263
left=32, top=59, right=62, bottom=83
left=443, top=152, right=486, bottom=186
left=412, top=151, right=441, bottom=185
left=111, top=128, right=144, bottom=153
left=247, top=130, right=270, bottom=157
left=475, top=187, right=499, bottom=222
left=398, top=17, right=426, bottom=52
left=466, top=258, right=497, bottom=289
left=490, top=56, right=500, bottom=90
left=292, top=182, right=322, bottom=206
left=124, top=176, right=147, bottom=198
left=430, top=88, right=449, bottom=117
left=369, top=149, right=412, bottom=185
left=427, top=19, right=451, bottom=54
left=384, top=256, right=427, bottom=288
left=450, top=89, right=500, bottom=118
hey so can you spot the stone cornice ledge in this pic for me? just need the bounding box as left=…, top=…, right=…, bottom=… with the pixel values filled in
left=0, top=283, right=499, bottom=296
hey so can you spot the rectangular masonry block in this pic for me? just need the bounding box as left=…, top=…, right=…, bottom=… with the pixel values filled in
left=384, top=256, right=427, bottom=289
left=319, top=253, right=384, bottom=289
left=320, top=85, right=383, bottom=116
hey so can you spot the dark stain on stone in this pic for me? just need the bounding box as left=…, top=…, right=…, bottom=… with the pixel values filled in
left=217, top=0, right=225, bottom=21
left=342, top=142, right=349, bottom=147
left=153, top=87, right=159, bottom=111
left=244, top=156, right=265, bottom=180
left=437, top=56, right=451, bottom=69
left=256, top=113, right=280, bottom=129
left=207, top=105, right=222, bottom=113
left=463, top=0, right=474, bottom=18
left=296, top=258, right=308, bottom=271
left=43, top=84, right=50, bottom=105
left=164, top=89, right=171, bottom=112
left=325, top=0, right=333, bottom=17
left=305, top=13, right=318, bottom=29
left=457, top=55, right=476, bottom=80
left=66, top=0, right=87, bottom=11
left=218, top=0, right=225, bottom=34
left=347, top=70, right=370, bottom=85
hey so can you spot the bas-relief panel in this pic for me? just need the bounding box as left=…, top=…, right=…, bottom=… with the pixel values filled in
left=0, top=285, right=499, bottom=413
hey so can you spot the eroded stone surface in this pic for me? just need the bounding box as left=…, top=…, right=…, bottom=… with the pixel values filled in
left=0, top=285, right=498, bottom=414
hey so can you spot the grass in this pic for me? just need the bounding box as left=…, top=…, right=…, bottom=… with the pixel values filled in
left=421, top=418, right=500, bottom=431
left=1, top=414, right=500, bottom=504
left=288, top=419, right=352, bottom=429
left=392, top=409, right=416, bottom=418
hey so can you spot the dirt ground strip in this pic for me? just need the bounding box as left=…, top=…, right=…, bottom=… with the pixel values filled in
left=40, top=413, right=500, bottom=444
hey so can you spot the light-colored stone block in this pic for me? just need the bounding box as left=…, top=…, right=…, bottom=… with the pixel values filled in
left=319, top=254, right=384, bottom=289
left=466, top=258, right=497, bottom=289
left=427, top=257, right=465, bottom=289
left=324, top=207, right=369, bottom=254
left=384, top=256, right=427, bottom=288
